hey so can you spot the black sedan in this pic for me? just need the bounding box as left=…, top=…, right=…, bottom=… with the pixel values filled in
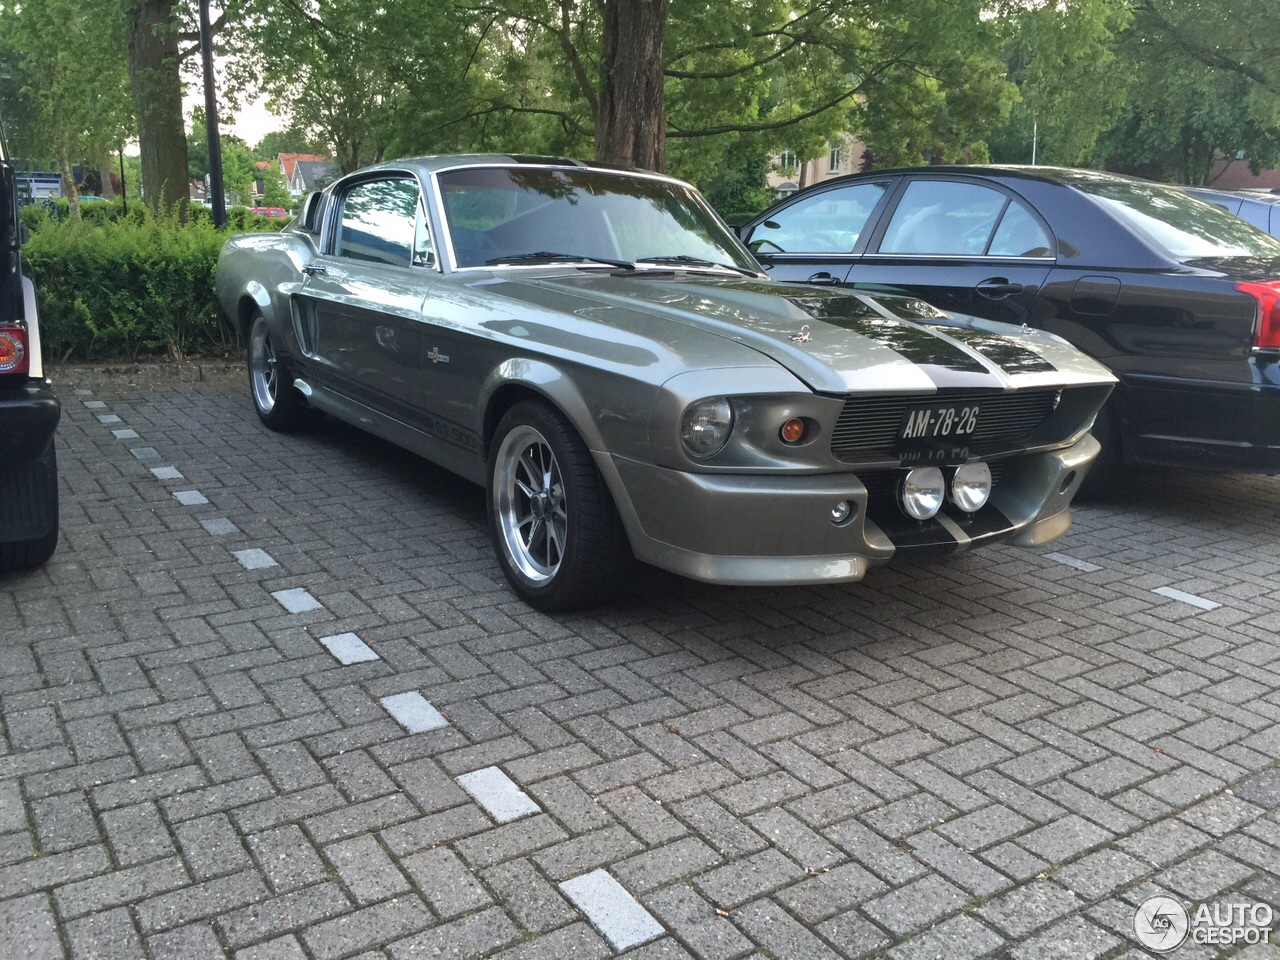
left=741, top=166, right=1280, bottom=486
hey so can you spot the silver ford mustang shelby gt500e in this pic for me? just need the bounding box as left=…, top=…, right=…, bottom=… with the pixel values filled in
left=215, top=155, right=1115, bottom=610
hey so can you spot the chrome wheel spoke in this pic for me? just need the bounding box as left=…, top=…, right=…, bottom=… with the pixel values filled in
left=495, top=426, right=569, bottom=584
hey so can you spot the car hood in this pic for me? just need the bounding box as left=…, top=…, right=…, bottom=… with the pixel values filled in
left=476, top=271, right=1110, bottom=394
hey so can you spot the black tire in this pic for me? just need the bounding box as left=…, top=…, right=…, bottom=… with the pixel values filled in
left=487, top=400, right=630, bottom=611
left=1076, top=401, right=1122, bottom=500
left=247, top=312, right=313, bottom=431
left=0, top=445, right=58, bottom=573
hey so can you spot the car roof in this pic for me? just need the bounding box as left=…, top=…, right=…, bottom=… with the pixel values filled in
left=791, top=164, right=1177, bottom=192
left=350, top=154, right=663, bottom=179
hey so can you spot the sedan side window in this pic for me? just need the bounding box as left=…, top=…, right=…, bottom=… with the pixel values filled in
left=746, top=182, right=887, bottom=254
left=337, top=178, right=420, bottom=267
left=878, top=181, right=1008, bottom=256
left=988, top=201, right=1052, bottom=257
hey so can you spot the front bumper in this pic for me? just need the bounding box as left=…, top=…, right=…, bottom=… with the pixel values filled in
left=605, top=433, right=1099, bottom=585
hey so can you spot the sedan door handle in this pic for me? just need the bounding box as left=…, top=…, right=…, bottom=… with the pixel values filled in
left=976, top=278, right=1023, bottom=299
left=806, top=272, right=842, bottom=286
left=302, top=263, right=327, bottom=276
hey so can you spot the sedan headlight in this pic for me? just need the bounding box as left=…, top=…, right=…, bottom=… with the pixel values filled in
left=680, top=397, right=734, bottom=459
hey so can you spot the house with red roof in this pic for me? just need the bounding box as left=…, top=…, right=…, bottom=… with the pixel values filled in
left=279, top=153, right=338, bottom=198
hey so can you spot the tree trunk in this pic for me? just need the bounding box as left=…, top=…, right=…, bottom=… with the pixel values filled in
left=58, top=154, right=80, bottom=221
left=596, top=0, right=667, bottom=172
left=127, top=0, right=189, bottom=215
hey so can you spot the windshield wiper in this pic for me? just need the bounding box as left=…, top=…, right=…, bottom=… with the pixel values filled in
left=634, top=254, right=759, bottom=277
left=485, top=251, right=635, bottom=269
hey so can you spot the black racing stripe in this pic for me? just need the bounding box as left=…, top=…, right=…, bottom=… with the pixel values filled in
left=780, top=292, right=989, bottom=373
left=941, top=328, right=1057, bottom=374
left=871, top=503, right=1016, bottom=561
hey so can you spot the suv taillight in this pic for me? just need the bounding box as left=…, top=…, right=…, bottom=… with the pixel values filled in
left=1237, top=280, right=1280, bottom=350
left=0, top=323, right=28, bottom=374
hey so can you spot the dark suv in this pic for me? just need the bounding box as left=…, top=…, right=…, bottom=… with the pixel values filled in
left=0, top=126, right=59, bottom=572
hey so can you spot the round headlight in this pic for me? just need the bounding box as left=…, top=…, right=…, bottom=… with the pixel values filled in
left=952, top=461, right=992, bottom=513
left=901, top=467, right=945, bottom=520
left=680, top=397, right=733, bottom=459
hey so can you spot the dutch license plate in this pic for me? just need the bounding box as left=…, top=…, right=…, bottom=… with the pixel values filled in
left=899, top=402, right=981, bottom=445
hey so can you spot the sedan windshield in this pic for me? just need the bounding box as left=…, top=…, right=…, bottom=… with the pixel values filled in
left=436, top=166, right=759, bottom=272
left=1076, top=178, right=1280, bottom=259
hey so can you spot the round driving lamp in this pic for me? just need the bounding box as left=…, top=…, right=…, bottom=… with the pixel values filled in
left=680, top=397, right=733, bottom=459
left=900, top=467, right=945, bottom=520
left=951, top=461, right=993, bottom=513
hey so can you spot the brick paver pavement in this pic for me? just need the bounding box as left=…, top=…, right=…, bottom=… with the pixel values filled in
left=1, top=367, right=1277, bottom=959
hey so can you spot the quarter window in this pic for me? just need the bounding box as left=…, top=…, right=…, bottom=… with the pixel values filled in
left=337, top=178, right=421, bottom=267
left=747, top=181, right=888, bottom=254
left=878, top=180, right=1047, bottom=257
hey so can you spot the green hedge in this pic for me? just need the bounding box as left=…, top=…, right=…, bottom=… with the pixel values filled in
left=24, top=206, right=282, bottom=361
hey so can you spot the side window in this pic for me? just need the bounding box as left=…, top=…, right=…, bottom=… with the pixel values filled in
left=337, top=178, right=420, bottom=266
left=878, top=180, right=1006, bottom=256
left=747, top=182, right=887, bottom=254
left=988, top=201, right=1053, bottom=257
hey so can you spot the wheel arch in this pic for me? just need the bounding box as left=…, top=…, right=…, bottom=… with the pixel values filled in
left=236, top=281, right=275, bottom=345
left=479, top=362, right=645, bottom=550
left=480, top=361, right=612, bottom=457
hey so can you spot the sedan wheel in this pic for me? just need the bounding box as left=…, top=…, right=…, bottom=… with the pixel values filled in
left=247, top=312, right=312, bottom=431
left=488, top=401, right=629, bottom=610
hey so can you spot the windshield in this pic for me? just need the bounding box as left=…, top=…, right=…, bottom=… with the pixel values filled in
left=436, top=165, right=759, bottom=272
left=1076, top=178, right=1280, bottom=259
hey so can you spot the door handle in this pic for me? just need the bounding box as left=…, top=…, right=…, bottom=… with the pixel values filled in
left=976, top=278, right=1023, bottom=299
left=806, top=272, right=841, bottom=286
left=302, top=263, right=327, bottom=276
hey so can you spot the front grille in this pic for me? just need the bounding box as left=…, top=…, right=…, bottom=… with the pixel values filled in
left=831, top=389, right=1059, bottom=462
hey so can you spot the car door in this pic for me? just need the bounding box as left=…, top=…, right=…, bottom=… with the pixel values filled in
left=847, top=177, right=1055, bottom=327
left=297, top=175, right=436, bottom=429
left=743, top=179, right=895, bottom=285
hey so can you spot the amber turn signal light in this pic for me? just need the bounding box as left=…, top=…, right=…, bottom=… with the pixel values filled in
left=780, top=418, right=805, bottom=443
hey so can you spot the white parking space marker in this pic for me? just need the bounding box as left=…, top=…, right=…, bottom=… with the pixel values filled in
left=1045, top=552, right=1103, bottom=573
left=112, top=428, right=140, bottom=440
left=272, top=588, right=323, bottom=613
left=1153, top=587, right=1221, bottom=612
left=130, top=447, right=160, bottom=460
left=559, top=870, right=663, bottom=951
left=380, top=692, right=449, bottom=733
left=83, top=400, right=107, bottom=409
left=97, top=414, right=122, bottom=424
left=319, top=632, right=380, bottom=665
left=151, top=466, right=184, bottom=480
left=74, top=389, right=93, bottom=397
left=234, top=548, right=278, bottom=570
left=201, top=518, right=239, bottom=536
left=456, top=766, right=540, bottom=823
left=173, top=490, right=209, bottom=506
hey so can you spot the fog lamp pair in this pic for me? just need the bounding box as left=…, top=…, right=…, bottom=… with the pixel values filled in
left=901, top=462, right=992, bottom=520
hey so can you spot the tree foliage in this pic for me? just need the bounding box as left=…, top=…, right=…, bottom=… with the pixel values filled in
left=0, top=0, right=133, bottom=213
